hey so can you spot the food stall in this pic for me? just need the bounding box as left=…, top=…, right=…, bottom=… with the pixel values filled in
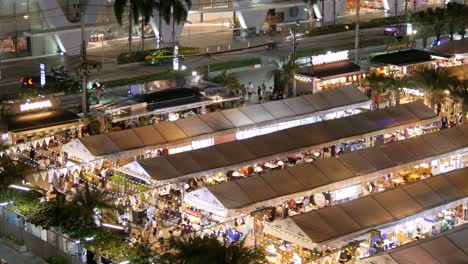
left=295, top=50, right=367, bottom=93
left=370, top=48, right=433, bottom=76
left=0, top=96, right=83, bottom=146
left=426, top=38, right=468, bottom=66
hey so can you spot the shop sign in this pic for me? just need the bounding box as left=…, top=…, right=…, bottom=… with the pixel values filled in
left=20, top=100, right=53, bottom=112
left=311, top=50, right=349, bottom=65
left=173, top=45, right=179, bottom=70
left=385, top=41, right=415, bottom=51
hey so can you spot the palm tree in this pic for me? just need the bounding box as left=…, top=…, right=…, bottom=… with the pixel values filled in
left=433, top=7, right=445, bottom=45
left=407, top=67, right=457, bottom=110
left=385, top=72, right=409, bottom=106
left=115, top=0, right=156, bottom=52
left=158, top=0, right=192, bottom=46
left=448, top=77, right=468, bottom=123
left=114, top=0, right=140, bottom=52
left=71, top=183, right=115, bottom=224
left=364, top=72, right=388, bottom=109
left=161, top=236, right=265, bottom=264
left=136, top=0, right=157, bottom=51
left=212, top=70, right=242, bottom=96
left=413, top=10, right=432, bottom=48
left=269, top=56, right=300, bottom=98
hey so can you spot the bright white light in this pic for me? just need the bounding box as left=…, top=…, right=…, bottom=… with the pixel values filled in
left=181, top=65, right=187, bottom=70
left=102, top=223, right=125, bottom=230
left=313, top=4, right=322, bottom=19
left=0, top=202, right=9, bottom=206
left=20, top=100, right=52, bottom=112
left=9, top=185, right=30, bottom=191
left=85, top=237, right=94, bottom=241
left=311, top=50, right=349, bottom=65
left=119, top=261, right=130, bottom=264
left=192, top=71, right=198, bottom=76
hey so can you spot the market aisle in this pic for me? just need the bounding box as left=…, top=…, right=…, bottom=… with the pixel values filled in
left=0, top=241, right=46, bottom=264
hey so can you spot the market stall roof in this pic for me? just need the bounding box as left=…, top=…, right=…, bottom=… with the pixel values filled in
left=270, top=167, right=468, bottom=246
left=426, top=39, right=468, bottom=58
left=0, top=110, right=81, bottom=133
left=126, top=101, right=438, bottom=183
left=63, top=86, right=371, bottom=160
left=361, top=223, right=468, bottom=264
left=370, top=49, right=433, bottom=67
left=188, top=125, right=467, bottom=211
left=296, top=61, right=363, bottom=79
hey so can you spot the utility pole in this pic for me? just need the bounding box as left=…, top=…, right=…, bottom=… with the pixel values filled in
left=355, top=0, right=360, bottom=65
left=128, top=0, right=132, bottom=51
left=80, top=9, right=88, bottom=114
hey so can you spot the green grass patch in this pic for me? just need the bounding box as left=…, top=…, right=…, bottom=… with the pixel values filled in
left=103, top=57, right=261, bottom=88
left=296, top=37, right=396, bottom=58
left=194, top=57, right=261, bottom=73
left=117, top=46, right=200, bottom=64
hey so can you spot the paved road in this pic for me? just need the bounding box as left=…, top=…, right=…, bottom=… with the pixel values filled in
left=0, top=240, right=46, bottom=264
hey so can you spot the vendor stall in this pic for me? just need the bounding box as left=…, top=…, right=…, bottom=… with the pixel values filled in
left=183, top=125, right=468, bottom=218
left=63, top=86, right=371, bottom=162
left=426, top=38, right=468, bottom=66
left=370, top=49, right=433, bottom=76
left=0, top=96, right=83, bottom=146
left=118, top=101, right=438, bottom=186
left=265, top=167, right=468, bottom=250
left=295, top=50, right=366, bottom=93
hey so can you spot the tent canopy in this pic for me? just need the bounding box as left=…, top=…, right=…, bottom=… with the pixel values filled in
left=272, top=167, right=468, bottom=246
left=63, top=86, right=371, bottom=160
left=128, top=101, right=438, bottom=183
left=362, top=223, right=468, bottom=264
left=186, top=125, right=467, bottom=213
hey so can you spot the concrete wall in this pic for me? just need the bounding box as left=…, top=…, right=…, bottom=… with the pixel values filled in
left=36, top=0, right=104, bottom=55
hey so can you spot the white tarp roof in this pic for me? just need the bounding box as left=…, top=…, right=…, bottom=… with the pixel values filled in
left=63, top=86, right=371, bottom=160
left=267, top=167, right=468, bottom=248
left=127, top=101, right=438, bottom=183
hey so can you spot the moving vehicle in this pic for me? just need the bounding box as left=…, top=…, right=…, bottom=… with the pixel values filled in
left=145, top=50, right=178, bottom=65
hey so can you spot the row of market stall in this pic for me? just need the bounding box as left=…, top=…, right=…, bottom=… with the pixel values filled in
left=118, top=101, right=438, bottom=184
left=359, top=221, right=468, bottom=264
left=185, top=124, right=468, bottom=218
left=63, top=86, right=372, bottom=163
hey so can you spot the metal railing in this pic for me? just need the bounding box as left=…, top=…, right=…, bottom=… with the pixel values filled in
left=0, top=206, right=85, bottom=264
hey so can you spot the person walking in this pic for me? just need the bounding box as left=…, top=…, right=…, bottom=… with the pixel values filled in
left=257, top=86, right=263, bottom=102
left=247, top=82, right=254, bottom=101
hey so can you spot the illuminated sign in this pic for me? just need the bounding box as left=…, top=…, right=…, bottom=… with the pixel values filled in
left=385, top=41, right=415, bottom=51
left=40, top=64, right=46, bottom=86
left=173, top=45, right=179, bottom=70
left=311, top=50, right=349, bottom=65
left=20, top=100, right=53, bottom=112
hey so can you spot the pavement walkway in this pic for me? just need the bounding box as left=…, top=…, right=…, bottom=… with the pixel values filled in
left=0, top=240, right=46, bottom=264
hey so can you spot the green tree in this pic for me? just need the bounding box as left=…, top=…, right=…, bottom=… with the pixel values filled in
left=449, top=77, right=468, bottom=123
left=0, top=155, right=34, bottom=188
left=71, top=183, right=116, bottom=224
left=212, top=70, right=242, bottom=96
left=158, top=0, right=192, bottom=45
left=412, top=10, right=432, bottom=48
left=269, top=56, right=300, bottom=98
left=115, top=0, right=156, bottom=51
left=408, top=67, right=457, bottom=110
left=161, top=236, right=265, bottom=264
left=385, top=73, right=410, bottom=106
left=126, top=243, right=154, bottom=264
left=364, top=72, right=388, bottom=109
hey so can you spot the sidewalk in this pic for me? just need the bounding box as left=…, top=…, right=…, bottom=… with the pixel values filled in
left=0, top=240, right=46, bottom=264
